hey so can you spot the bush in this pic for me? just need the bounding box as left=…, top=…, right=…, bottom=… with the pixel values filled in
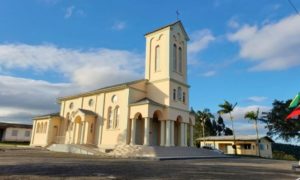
left=272, top=143, right=300, bottom=160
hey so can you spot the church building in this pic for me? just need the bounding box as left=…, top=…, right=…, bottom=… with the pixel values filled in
left=30, top=21, right=196, bottom=151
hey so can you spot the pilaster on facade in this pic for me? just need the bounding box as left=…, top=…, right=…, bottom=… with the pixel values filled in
left=160, top=120, right=165, bottom=146
left=130, top=118, right=136, bottom=145
left=165, top=120, right=171, bottom=147
left=144, top=117, right=150, bottom=146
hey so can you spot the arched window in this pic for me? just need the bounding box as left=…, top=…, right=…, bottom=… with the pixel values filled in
left=36, top=123, right=40, bottom=133
left=173, top=89, right=176, bottom=101
left=44, top=122, right=48, bottom=133
left=107, top=107, right=113, bottom=129
left=183, top=92, right=186, bottom=104
left=40, top=123, right=44, bottom=134
left=90, top=123, right=94, bottom=133
left=178, top=87, right=182, bottom=101
left=178, top=47, right=182, bottom=73
left=173, top=44, right=177, bottom=72
left=113, top=106, right=120, bottom=128
left=155, top=45, right=160, bottom=72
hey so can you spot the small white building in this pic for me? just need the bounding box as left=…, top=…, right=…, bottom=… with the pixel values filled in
left=197, top=135, right=273, bottom=158
left=0, top=122, right=32, bottom=142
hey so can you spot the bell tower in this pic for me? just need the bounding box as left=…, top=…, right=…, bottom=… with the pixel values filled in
left=144, top=21, right=190, bottom=108
left=144, top=21, right=189, bottom=84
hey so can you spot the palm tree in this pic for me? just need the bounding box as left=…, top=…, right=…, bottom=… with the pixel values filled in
left=197, top=109, right=214, bottom=146
left=218, top=100, right=237, bottom=155
left=245, top=108, right=260, bottom=157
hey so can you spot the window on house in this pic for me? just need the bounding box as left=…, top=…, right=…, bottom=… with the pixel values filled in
left=243, top=144, right=251, bottom=150
left=177, top=87, right=182, bottom=101
left=259, top=144, right=265, bottom=150
left=183, top=92, right=186, bottom=103
left=107, top=107, right=113, bottom=129
left=88, top=99, right=94, bottom=107
left=173, top=44, right=177, bottom=72
left=178, top=47, right=182, bottom=73
left=11, top=130, right=18, bottom=136
left=90, top=123, right=93, bottom=133
left=25, top=131, right=30, bottom=137
left=155, top=45, right=160, bottom=72
left=114, top=106, right=120, bottom=128
left=173, top=89, right=176, bottom=101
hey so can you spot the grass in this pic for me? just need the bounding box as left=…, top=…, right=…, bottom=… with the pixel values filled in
left=0, top=141, right=30, bottom=147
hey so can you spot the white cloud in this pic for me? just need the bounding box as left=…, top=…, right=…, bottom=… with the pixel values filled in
left=0, top=75, right=70, bottom=124
left=220, top=105, right=270, bottom=122
left=112, top=21, right=127, bottom=31
left=219, top=105, right=271, bottom=136
left=201, top=70, right=217, bottom=77
left=0, top=44, right=144, bottom=124
left=228, top=15, right=300, bottom=71
left=246, top=96, right=268, bottom=103
left=227, top=17, right=240, bottom=29
left=64, top=6, right=75, bottom=19
left=188, top=29, right=215, bottom=54
left=0, top=44, right=144, bottom=89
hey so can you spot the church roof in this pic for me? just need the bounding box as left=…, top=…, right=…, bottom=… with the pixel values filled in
left=33, top=112, right=60, bottom=120
left=130, top=97, right=165, bottom=107
left=144, top=21, right=190, bottom=41
left=58, top=79, right=147, bottom=101
left=78, top=109, right=97, bottom=116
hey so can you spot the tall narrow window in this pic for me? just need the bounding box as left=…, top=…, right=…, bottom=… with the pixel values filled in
left=173, top=89, right=176, bottom=101
left=36, top=123, right=40, bottom=133
left=183, top=92, right=186, bottom=104
left=107, top=107, right=113, bottom=129
left=173, top=44, right=177, bottom=71
left=178, top=87, right=182, bottom=101
left=155, top=45, right=160, bottom=72
left=44, top=122, right=47, bottom=133
left=114, top=106, right=120, bottom=128
left=178, top=47, right=182, bottom=73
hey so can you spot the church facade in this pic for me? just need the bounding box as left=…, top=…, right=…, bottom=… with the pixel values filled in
left=30, top=21, right=195, bottom=149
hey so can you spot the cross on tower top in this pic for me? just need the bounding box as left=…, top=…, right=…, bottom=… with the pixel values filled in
left=176, top=9, right=180, bottom=20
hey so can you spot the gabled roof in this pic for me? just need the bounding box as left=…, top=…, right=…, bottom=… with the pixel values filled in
left=130, top=97, right=165, bottom=107
left=78, top=109, right=97, bottom=116
left=196, top=135, right=274, bottom=142
left=33, top=112, right=60, bottom=120
left=145, top=21, right=190, bottom=41
left=0, top=122, right=32, bottom=129
left=58, top=79, right=147, bottom=101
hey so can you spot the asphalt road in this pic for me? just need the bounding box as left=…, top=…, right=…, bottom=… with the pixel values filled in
left=0, top=147, right=299, bottom=180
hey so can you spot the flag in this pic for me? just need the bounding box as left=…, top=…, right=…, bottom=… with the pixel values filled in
left=289, top=92, right=300, bottom=108
left=286, top=107, right=300, bottom=120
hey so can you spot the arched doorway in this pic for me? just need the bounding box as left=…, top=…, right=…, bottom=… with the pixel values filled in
left=74, top=116, right=82, bottom=144
left=135, top=114, right=144, bottom=145
left=151, top=110, right=162, bottom=146
left=174, top=116, right=182, bottom=146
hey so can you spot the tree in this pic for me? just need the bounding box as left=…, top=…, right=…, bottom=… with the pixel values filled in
left=262, top=99, right=300, bottom=141
left=216, top=116, right=226, bottom=136
left=218, top=100, right=237, bottom=155
left=194, top=108, right=215, bottom=146
left=245, top=108, right=260, bottom=157
left=224, top=127, right=233, bottom=135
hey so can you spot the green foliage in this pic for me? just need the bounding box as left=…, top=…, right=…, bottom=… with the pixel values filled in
left=262, top=99, right=300, bottom=141
left=272, top=143, right=300, bottom=160
left=193, top=108, right=233, bottom=138
left=218, top=100, right=237, bottom=115
left=272, top=151, right=297, bottom=161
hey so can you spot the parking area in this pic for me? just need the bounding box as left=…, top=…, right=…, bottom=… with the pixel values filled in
left=0, top=147, right=299, bottom=180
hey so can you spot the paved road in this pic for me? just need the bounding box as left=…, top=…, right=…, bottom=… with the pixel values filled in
left=0, top=147, right=299, bottom=180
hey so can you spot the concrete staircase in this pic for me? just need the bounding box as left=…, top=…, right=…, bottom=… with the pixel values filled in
left=47, top=144, right=227, bottom=159
left=108, top=145, right=227, bottom=159
left=47, top=144, right=106, bottom=156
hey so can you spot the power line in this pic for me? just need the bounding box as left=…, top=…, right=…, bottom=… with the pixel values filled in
left=288, top=0, right=300, bottom=16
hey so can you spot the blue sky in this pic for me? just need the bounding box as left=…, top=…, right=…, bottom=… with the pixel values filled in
left=0, top=0, right=300, bottom=141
